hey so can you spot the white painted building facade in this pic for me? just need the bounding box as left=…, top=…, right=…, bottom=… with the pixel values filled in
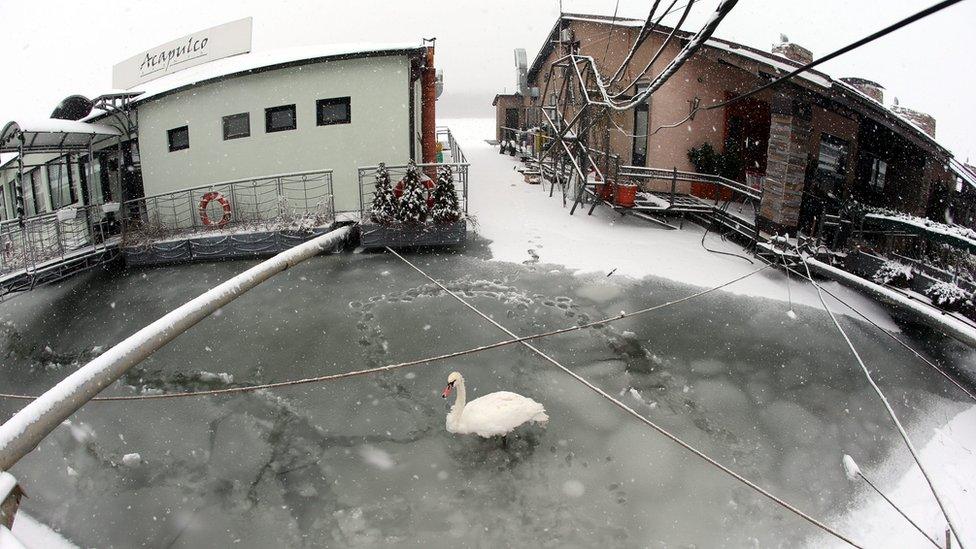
left=1, top=40, right=436, bottom=219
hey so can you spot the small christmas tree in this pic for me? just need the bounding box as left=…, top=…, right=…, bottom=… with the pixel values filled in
left=369, top=164, right=397, bottom=224
left=431, top=167, right=461, bottom=224
left=396, top=161, right=428, bottom=224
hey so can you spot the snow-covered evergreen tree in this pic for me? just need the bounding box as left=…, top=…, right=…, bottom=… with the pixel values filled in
left=396, top=161, right=428, bottom=224
left=431, top=167, right=461, bottom=224
left=369, top=164, right=397, bottom=224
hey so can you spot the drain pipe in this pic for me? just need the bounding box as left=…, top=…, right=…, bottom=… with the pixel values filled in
left=421, top=41, right=437, bottom=165
left=0, top=225, right=352, bottom=471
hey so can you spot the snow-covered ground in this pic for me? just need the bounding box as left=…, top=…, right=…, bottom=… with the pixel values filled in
left=10, top=513, right=77, bottom=549
left=448, top=117, right=900, bottom=330
left=445, top=117, right=976, bottom=548
left=824, top=405, right=976, bottom=547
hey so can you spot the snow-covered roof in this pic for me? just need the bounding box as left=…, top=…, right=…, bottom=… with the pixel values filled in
left=0, top=118, right=121, bottom=153
left=562, top=13, right=646, bottom=27
left=701, top=38, right=832, bottom=89
left=125, top=42, right=426, bottom=105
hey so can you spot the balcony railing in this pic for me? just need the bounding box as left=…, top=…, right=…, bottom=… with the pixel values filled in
left=0, top=205, right=113, bottom=279
left=120, top=169, right=335, bottom=246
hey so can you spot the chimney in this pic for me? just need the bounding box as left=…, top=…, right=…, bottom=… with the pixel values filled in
left=839, top=77, right=884, bottom=104
left=891, top=104, right=937, bottom=138
left=772, top=34, right=813, bottom=65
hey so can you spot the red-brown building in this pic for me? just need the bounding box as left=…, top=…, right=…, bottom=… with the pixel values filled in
left=496, top=13, right=975, bottom=233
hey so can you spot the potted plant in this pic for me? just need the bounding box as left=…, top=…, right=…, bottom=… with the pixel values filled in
left=613, top=179, right=639, bottom=208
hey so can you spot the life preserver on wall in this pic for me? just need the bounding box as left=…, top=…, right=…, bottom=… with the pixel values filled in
left=198, top=191, right=232, bottom=228
left=394, top=175, right=436, bottom=209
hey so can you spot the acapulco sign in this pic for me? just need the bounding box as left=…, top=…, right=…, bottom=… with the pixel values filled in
left=112, top=17, right=253, bottom=89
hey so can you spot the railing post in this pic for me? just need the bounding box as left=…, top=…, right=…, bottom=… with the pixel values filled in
left=670, top=167, right=677, bottom=207
left=0, top=472, right=24, bottom=531
left=277, top=177, right=284, bottom=218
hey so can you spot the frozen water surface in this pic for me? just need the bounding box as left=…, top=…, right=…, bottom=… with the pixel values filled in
left=1, top=245, right=974, bottom=547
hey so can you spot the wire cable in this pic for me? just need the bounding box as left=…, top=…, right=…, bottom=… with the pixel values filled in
left=606, top=0, right=664, bottom=85
left=601, top=0, right=623, bottom=68
left=610, top=0, right=695, bottom=99
left=794, top=244, right=966, bottom=549
left=778, top=259, right=976, bottom=403
left=387, top=246, right=863, bottom=548
left=646, top=0, right=965, bottom=137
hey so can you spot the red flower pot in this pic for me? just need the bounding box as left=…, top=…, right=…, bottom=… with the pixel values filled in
left=613, top=183, right=638, bottom=207
left=595, top=183, right=614, bottom=201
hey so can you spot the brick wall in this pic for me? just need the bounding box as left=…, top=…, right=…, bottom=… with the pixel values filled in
left=759, top=95, right=812, bottom=231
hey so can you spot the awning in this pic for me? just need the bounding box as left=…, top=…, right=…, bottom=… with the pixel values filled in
left=0, top=118, right=122, bottom=154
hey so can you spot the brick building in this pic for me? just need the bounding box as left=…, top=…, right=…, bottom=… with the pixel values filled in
left=496, top=13, right=975, bottom=234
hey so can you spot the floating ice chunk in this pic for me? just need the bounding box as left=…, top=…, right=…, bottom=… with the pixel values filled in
left=122, top=453, right=142, bottom=467
left=842, top=454, right=860, bottom=481
left=359, top=445, right=395, bottom=470
left=628, top=387, right=644, bottom=404
left=66, top=466, right=78, bottom=477
left=562, top=480, right=586, bottom=498
left=199, top=371, right=233, bottom=383
left=786, top=310, right=797, bottom=320
left=404, top=372, right=416, bottom=380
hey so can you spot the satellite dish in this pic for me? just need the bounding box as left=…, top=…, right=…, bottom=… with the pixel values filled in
left=51, top=95, right=94, bottom=121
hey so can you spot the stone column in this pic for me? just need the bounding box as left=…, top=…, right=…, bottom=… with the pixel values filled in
left=759, top=93, right=812, bottom=233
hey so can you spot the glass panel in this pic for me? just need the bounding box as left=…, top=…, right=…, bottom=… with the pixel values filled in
left=47, top=159, right=76, bottom=209
left=168, top=126, right=189, bottom=151
left=223, top=113, right=250, bottom=139
left=317, top=98, right=350, bottom=125
left=266, top=106, right=296, bottom=132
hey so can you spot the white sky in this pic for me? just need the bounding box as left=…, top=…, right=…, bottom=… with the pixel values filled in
left=1, top=0, right=973, bottom=160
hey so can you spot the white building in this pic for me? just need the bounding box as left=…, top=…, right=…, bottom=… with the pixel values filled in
left=1, top=20, right=439, bottom=221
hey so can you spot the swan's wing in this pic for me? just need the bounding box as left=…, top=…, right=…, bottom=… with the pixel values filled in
left=461, top=391, right=548, bottom=436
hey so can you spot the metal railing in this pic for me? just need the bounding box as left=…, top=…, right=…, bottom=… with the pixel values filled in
left=618, top=166, right=763, bottom=202
left=0, top=205, right=114, bottom=280
left=120, top=170, right=335, bottom=245
left=436, top=126, right=467, bottom=165
left=358, top=128, right=469, bottom=221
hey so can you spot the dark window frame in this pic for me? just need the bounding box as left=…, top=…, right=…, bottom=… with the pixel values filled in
left=316, top=97, right=352, bottom=126
left=265, top=104, right=297, bottom=133
left=222, top=112, right=251, bottom=140
left=167, top=126, right=189, bottom=152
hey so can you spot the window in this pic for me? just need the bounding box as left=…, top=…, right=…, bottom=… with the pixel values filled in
left=866, top=156, right=887, bottom=190
left=632, top=83, right=650, bottom=166
left=168, top=126, right=189, bottom=152
left=222, top=113, right=250, bottom=140
left=815, top=134, right=850, bottom=196
left=25, top=170, right=43, bottom=215
left=316, top=97, right=351, bottom=126
left=47, top=158, right=77, bottom=209
left=265, top=104, right=297, bottom=133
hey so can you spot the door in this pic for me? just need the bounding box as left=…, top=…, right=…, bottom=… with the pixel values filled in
left=504, top=108, right=519, bottom=141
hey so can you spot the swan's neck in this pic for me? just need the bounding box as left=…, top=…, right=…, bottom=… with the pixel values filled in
left=450, top=378, right=467, bottom=420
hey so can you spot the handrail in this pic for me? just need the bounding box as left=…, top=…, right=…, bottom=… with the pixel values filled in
left=121, top=169, right=334, bottom=206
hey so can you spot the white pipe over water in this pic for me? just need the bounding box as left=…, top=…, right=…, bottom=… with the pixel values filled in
left=0, top=225, right=352, bottom=471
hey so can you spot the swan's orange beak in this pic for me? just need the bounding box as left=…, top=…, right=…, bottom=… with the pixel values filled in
left=441, top=384, right=453, bottom=398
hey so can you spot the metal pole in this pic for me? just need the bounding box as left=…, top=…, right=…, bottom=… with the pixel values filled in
left=0, top=224, right=352, bottom=470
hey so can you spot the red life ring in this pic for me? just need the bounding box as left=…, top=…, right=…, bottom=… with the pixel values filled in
left=394, top=175, right=435, bottom=209
left=199, top=191, right=232, bottom=228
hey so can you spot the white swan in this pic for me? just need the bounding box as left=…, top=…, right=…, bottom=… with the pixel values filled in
left=441, top=371, right=549, bottom=438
